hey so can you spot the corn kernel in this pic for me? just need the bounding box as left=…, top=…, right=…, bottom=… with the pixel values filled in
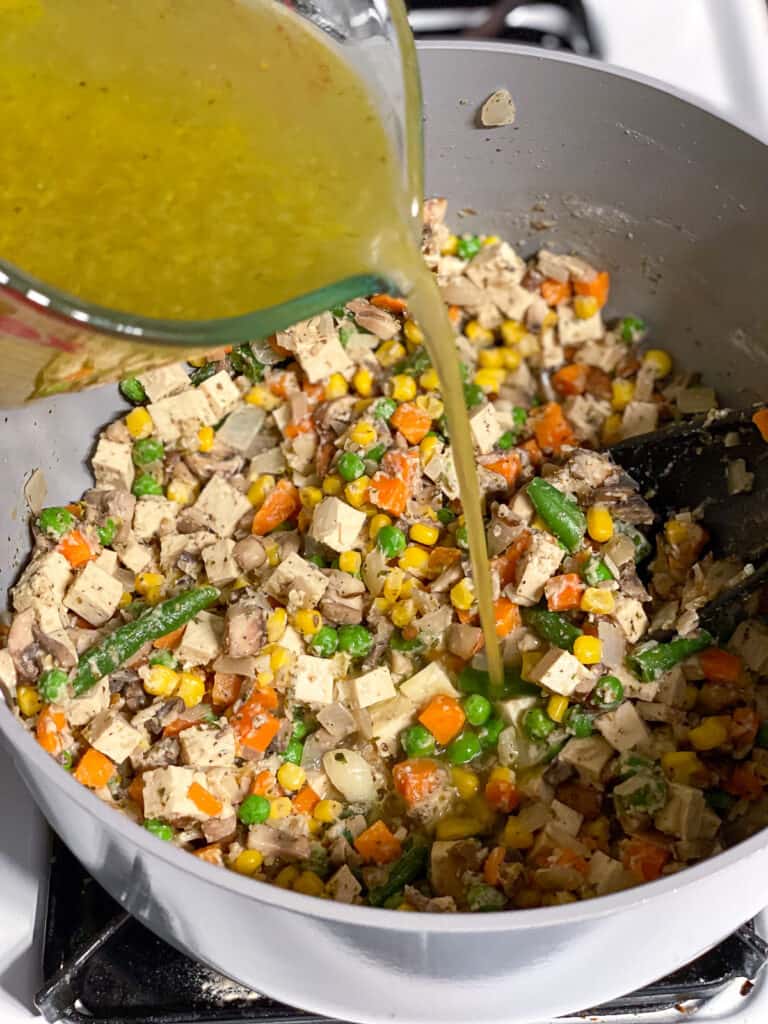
left=177, top=671, right=206, bottom=709
left=349, top=421, right=378, bottom=447
left=390, top=599, right=416, bottom=628
left=118, top=591, right=133, bottom=608
left=542, top=310, right=558, bottom=328
left=661, top=750, right=707, bottom=785
left=275, top=865, right=300, bottom=888
left=339, top=550, right=362, bottom=575
left=373, top=596, right=392, bottom=614
left=266, top=608, right=288, bottom=643
left=520, top=651, right=542, bottom=682
left=474, top=368, right=505, bottom=393
left=683, top=683, right=699, bottom=711
left=580, top=587, right=616, bottom=615
left=382, top=568, right=405, bottom=603
left=293, top=870, right=325, bottom=897
left=573, top=635, right=602, bottom=665
left=313, top=799, right=343, bottom=824
left=325, top=373, right=349, bottom=400
left=369, top=513, right=392, bottom=541
left=390, top=374, right=417, bottom=402
left=188, top=355, right=207, bottom=368
left=399, top=545, right=430, bottom=574
left=266, top=543, right=280, bottom=568
left=611, top=378, right=635, bottom=411
left=232, top=850, right=264, bottom=876
left=197, top=425, right=215, bottom=453
left=450, top=578, right=475, bottom=611
left=299, top=486, right=322, bottom=511
left=587, top=505, right=614, bottom=543
left=441, top=234, right=459, bottom=256
left=665, top=518, right=690, bottom=547
left=601, top=412, right=623, bottom=445
left=419, top=368, right=441, bottom=391
left=307, top=817, right=322, bottom=835
left=478, top=348, right=505, bottom=369
left=344, top=476, right=371, bottom=509
left=465, top=321, right=494, bottom=345
left=404, top=319, right=424, bottom=345
left=376, top=339, right=406, bottom=367
left=503, top=348, right=522, bottom=371
left=501, top=320, right=526, bottom=346
left=451, top=766, right=479, bottom=799
left=17, top=685, right=42, bottom=717
left=166, top=478, right=197, bottom=505
left=689, top=716, right=729, bottom=751
left=409, top=522, right=440, bottom=547
left=419, top=434, right=440, bottom=465
left=322, top=474, right=343, bottom=496
left=547, top=695, right=569, bottom=723
left=502, top=817, right=534, bottom=850
left=145, top=665, right=180, bottom=698
left=483, top=234, right=500, bottom=247
left=435, top=816, right=483, bottom=840
left=269, top=796, right=294, bottom=820
left=277, top=762, right=307, bottom=792
left=353, top=398, right=373, bottom=416
left=400, top=577, right=416, bottom=599
left=247, top=474, right=275, bottom=508
left=488, top=765, right=512, bottom=785
left=135, top=572, right=164, bottom=596
left=125, top=407, right=153, bottom=440
left=352, top=368, right=374, bottom=397
left=397, top=902, right=416, bottom=912
left=574, top=295, right=599, bottom=319
left=644, top=349, right=672, bottom=377
left=292, top=609, right=323, bottom=637
left=269, top=645, right=291, bottom=672
left=245, top=384, right=281, bottom=410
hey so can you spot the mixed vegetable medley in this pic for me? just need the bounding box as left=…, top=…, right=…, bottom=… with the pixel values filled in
left=4, top=198, right=768, bottom=912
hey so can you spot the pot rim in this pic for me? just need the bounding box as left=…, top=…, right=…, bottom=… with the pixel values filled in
left=3, top=40, right=768, bottom=936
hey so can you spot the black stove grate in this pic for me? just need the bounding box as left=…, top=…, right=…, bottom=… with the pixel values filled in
left=36, top=837, right=768, bottom=1024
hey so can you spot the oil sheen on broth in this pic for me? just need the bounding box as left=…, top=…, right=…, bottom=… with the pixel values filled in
left=0, top=0, right=503, bottom=681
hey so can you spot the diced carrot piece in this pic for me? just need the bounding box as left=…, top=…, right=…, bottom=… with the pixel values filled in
left=58, top=529, right=94, bottom=568
left=545, top=573, right=585, bottom=612
left=574, top=270, right=610, bottom=309
left=392, top=759, right=440, bottom=807
left=725, top=764, right=763, bottom=800
left=447, top=305, right=462, bottom=327
left=65, top=502, right=84, bottom=517
left=753, top=408, right=768, bottom=442
left=382, top=449, right=421, bottom=488
left=194, top=843, right=224, bottom=866
left=484, top=777, right=520, bottom=813
left=354, top=819, right=402, bottom=864
left=303, top=382, right=325, bottom=406
left=248, top=683, right=279, bottom=712
left=251, top=479, right=300, bottom=536
left=531, top=402, right=575, bottom=454
left=240, top=715, right=281, bottom=755
left=700, top=648, right=742, bottom=685
left=418, top=694, right=466, bottom=745
left=552, top=363, right=589, bottom=397
left=554, top=847, right=589, bottom=876
left=483, top=846, right=506, bottom=887
left=187, top=781, right=223, bottom=817
left=127, top=774, right=144, bottom=808
left=493, top=532, right=532, bottom=588
left=268, top=372, right=293, bottom=398
left=211, top=672, right=242, bottom=710
left=36, top=705, right=66, bottom=755
left=540, top=278, right=572, bottom=306
left=494, top=597, right=521, bottom=638
left=369, top=473, right=409, bottom=517
left=621, top=838, right=670, bottom=882
left=162, top=717, right=198, bottom=739
left=74, top=748, right=116, bottom=789
left=371, top=293, right=407, bottom=314
left=293, top=785, right=321, bottom=815
left=152, top=625, right=186, bottom=650
left=731, top=707, right=760, bottom=748
left=390, top=402, right=432, bottom=444
left=518, top=438, right=543, bottom=467
left=284, top=417, right=314, bottom=440
left=251, top=769, right=276, bottom=797
left=483, top=452, right=521, bottom=486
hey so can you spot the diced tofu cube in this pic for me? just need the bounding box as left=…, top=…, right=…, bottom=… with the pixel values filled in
left=143, top=766, right=224, bottom=822
left=563, top=395, right=611, bottom=444
left=293, top=654, right=336, bottom=704
left=0, top=650, right=17, bottom=696
left=93, top=549, right=119, bottom=575
left=133, top=496, right=178, bottom=542
left=176, top=611, right=225, bottom=666
left=326, top=864, right=362, bottom=904
left=550, top=799, right=583, bottom=836
left=730, top=620, right=768, bottom=674
left=621, top=400, right=658, bottom=440
left=528, top=647, right=593, bottom=697
left=264, top=552, right=329, bottom=608
left=148, top=390, right=215, bottom=443
left=316, top=702, right=357, bottom=739
left=611, top=664, right=659, bottom=702
left=576, top=338, right=624, bottom=373
left=587, top=851, right=635, bottom=895
left=657, top=666, right=687, bottom=707
left=508, top=532, right=565, bottom=606
left=309, top=497, right=366, bottom=553
left=84, top=710, right=144, bottom=763
left=557, top=305, right=604, bottom=345
left=193, top=475, right=252, bottom=538
left=33, top=600, right=77, bottom=665
left=159, top=531, right=216, bottom=571
left=137, top=364, right=192, bottom=403
left=12, top=551, right=72, bottom=612
left=201, top=539, right=239, bottom=586
left=539, top=326, right=565, bottom=370
left=559, top=736, right=613, bottom=784
left=654, top=783, right=706, bottom=840
left=116, top=536, right=153, bottom=574
left=350, top=667, right=396, bottom=708
left=423, top=448, right=460, bottom=501
left=278, top=313, right=353, bottom=383
left=63, top=562, right=123, bottom=627
left=92, top=438, right=135, bottom=492
left=63, top=678, right=110, bottom=728
left=216, top=406, right=267, bottom=456
left=509, top=490, right=535, bottom=524
left=179, top=725, right=237, bottom=767
left=399, top=662, right=457, bottom=704
left=497, top=695, right=538, bottom=726
left=595, top=701, right=650, bottom=752
left=469, top=404, right=503, bottom=454
left=537, top=250, right=596, bottom=284
left=368, top=695, right=416, bottom=757
left=611, top=595, right=648, bottom=644
left=198, top=370, right=241, bottom=420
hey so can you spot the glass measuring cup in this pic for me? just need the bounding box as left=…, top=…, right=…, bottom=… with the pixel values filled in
left=0, top=0, right=423, bottom=406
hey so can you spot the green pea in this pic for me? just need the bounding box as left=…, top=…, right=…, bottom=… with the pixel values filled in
left=119, top=377, right=147, bottom=404
left=238, top=794, right=271, bottom=825
left=497, top=431, right=515, bottom=451
left=456, top=525, right=469, bottom=550
left=310, top=626, right=339, bottom=657
left=446, top=731, right=482, bottom=765
left=436, top=508, right=456, bottom=525
left=376, top=525, right=406, bottom=559
left=37, top=506, right=76, bottom=539
left=456, top=235, right=482, bottom=261
left=38, top=668, right=68, bottom=703
left=477, top=715, right=504, bottom=751
left=132, top=474, right=164, bottom=497
left=467, top=883, right=506, bottom=912
left=512, top=406, right=527, bottom=429
left=366, top=443, right=387, bottom=463
left=619, top=316, right=647, bottom=344
left=592, top=674, right=624, bottom=711
left=523, top=706, right=555, bottom=741
left=463, top=693, right=492, bottom=727
left=374, top=397, right=397, bottom=421
left=564, top=705, right=594, bottom=738
left=144, top=818, right=174, bottom=841
left=132, top=437, right=165, bottom=466
left=149, top=649, right=177, bottom=669
left=283, top=737, right=304, bottom=765
left=306, top=554, right=327, bottom=568
left=337, top=451, right=366, bottom=481
left=463, top=383, right=484, bottom=409
left=402, top=724, right=436, bottom=758
left=97, top=518, right=118, bottom=547
left=338, top=624, right=374, bottom=658
left=60, top=751, right=74, bottom=772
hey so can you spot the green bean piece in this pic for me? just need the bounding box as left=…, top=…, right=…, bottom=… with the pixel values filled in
left=229, top=343, right=265, bottom=383
left=527, top=478, right=586, bottom=553
left=583, top=556, right=615, bottom=586
left=367, top=842, right=429, bottom=907
left=189, top=362, right=217, bottom=387
left=627, top=632, right=713, bottom=682
left=522, top=607, right=582, bottom=652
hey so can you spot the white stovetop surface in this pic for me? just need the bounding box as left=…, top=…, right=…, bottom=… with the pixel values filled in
left=2, top=4, right=768, bottom=1022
